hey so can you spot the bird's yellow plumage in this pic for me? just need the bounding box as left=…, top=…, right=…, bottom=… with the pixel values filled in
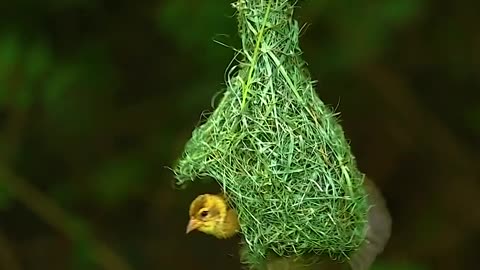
left=186, top=193, right=239, bottom=239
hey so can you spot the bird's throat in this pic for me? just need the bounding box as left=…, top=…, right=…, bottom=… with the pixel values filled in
left=216, top=209, right=240, bottom=239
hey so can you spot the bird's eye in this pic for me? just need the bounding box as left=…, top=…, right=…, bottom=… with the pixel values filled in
left=200, top=210, right=209, bottom=217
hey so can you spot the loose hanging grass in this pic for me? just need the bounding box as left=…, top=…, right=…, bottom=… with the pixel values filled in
left=174, top=0, right=368, bottom=267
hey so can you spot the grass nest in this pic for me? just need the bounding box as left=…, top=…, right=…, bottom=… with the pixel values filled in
left=174, top=0, right=368, bottom=267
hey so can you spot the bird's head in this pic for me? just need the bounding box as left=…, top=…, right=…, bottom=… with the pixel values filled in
left=186, top=194, right=230, bottom=238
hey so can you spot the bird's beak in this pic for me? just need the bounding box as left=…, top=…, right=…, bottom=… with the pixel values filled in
left=186, top=219, right=199, bottom=234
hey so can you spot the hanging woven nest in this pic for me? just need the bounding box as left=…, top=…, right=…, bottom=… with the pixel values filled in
left=174, top=0, right=368, bottom=267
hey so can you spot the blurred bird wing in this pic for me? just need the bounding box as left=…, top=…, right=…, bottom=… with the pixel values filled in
left=348, top=178, right=392, bottom=270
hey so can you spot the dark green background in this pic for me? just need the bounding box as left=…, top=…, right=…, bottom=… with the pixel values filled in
left=0, top=0, right=478, bottom=269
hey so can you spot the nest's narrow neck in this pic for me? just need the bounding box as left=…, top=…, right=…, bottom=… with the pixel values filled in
left=234, top=0, right=297, bottom=51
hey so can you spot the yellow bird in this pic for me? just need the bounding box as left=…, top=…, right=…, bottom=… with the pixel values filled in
left=186, top=193, right=240, bottom=239
left=186, top=177, right=391, bottom=270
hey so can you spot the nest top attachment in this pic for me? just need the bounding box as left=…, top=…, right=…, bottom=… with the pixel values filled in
left=175, top=0, right=368, bottom=266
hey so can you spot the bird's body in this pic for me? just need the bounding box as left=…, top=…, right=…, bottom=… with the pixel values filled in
left=186, top=177, right=391, bottom=270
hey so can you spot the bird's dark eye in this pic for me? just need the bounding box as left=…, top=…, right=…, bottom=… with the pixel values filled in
left=200, top=210, right=209, bottom=217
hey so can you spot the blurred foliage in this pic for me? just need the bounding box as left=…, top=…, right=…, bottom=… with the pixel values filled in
left=157, top=0, right=236, bottom=63
left=0, top=0, right=478, bottom=269
left=371, top=261, right=427, bottom=270
left=0, top=182, right=12, bottom=210
left=297, top=0, right=424, bottom=71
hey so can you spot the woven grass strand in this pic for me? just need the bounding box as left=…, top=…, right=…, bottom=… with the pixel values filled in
left=174, top=0, right=368, bottom=267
